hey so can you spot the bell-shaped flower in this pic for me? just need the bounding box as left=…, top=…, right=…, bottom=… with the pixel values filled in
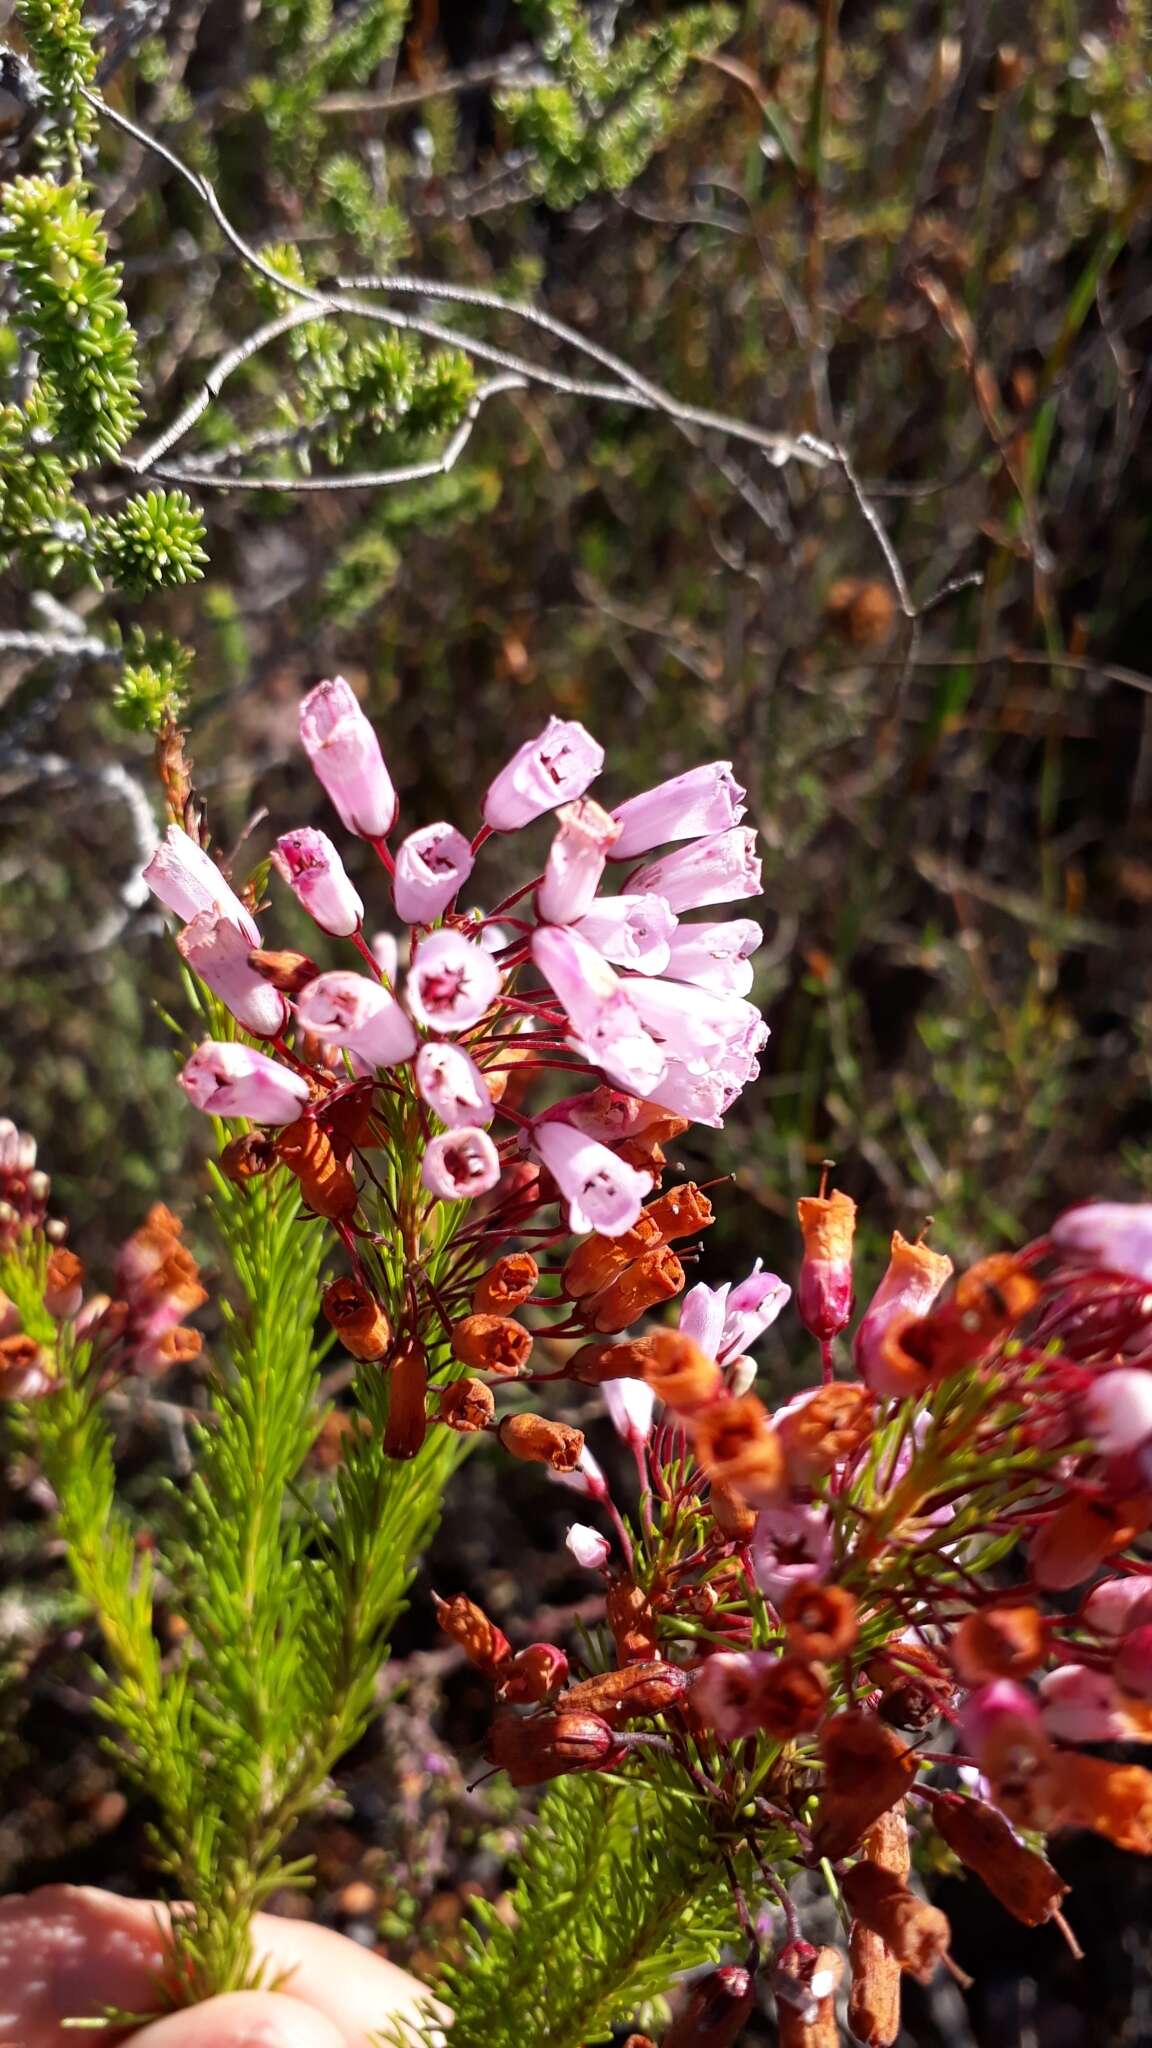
left=537, top=798, right=621, bottom=924
left=144, top=825, right=259, bottom=945
left=421, top=1127, right=500, bottom=1199
left=566, top=1523, right=611, bottom=1570
left=406, top=928, right=501, bottom=1033
left=1039, top=1664, right=1131, bottom=1743
left=623, top=975, right=767, bottom=1075
left=296, top=970, right=417, bottom=1066
left=179, top=1042, right=311, bottom=1124
left=1084, top=1574, right=1152, bottom=1636
left=176, top=911, right=287, bottom=1038
left=393, top=822, right=475, bottom=925
left=572, top=893, right=677, bottom=973
left=602, top=1375, right=655, bottom=1450
left=299, top=676, right=397, bottom=839
left=1052, top=1202, right=1152, bottom=1284
left=610, top=761, right=746, bottom=859
left=531, top=927, right=666, bottom=1095
left=853, top=1231, right=954, bottom=1395
left=531, top=1119, right=652, bottom=1237
left=662, top=918, right=762, bottom=998
left=415, top=1042, right=494, bottom=1128
left=630, top=827, right=761, bottom=912
left=752, top=1504, right=833, bottom=1604
left=1083, top=1368, right=1152, bottom=1458
left=273, top=827, right=364, bottom=937
left=483, top=717, right=604, bottom=831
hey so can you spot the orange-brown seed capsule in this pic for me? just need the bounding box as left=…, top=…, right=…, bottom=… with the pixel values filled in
left=568, top=1340, right=639, bottom=1384
left=383, top=1339, right=428, bottom=1460
left=452, top=1313, right=533, bottom=1377
left=840, top=1863, right=951, bottom=1984
left=924, top=1789, right=1068, bottom=1927
left=782, top=1583, right=860, bottom=1661
left=277, top=1116, right=359, bottom=1222
left=44, top=1247, right=84, bottom=1320
left=434, top=1592, right=510, bottom=1674
left=778, top=1382, right=874, bottom=1483
left=219, top=1131, right=278, bottom=1183
left=848, top=1918, right=901, bottom=2048
left=796, top=1187, right=857, bottom=1343
left=248, top=947, right=322, bottom=994
left=692, top=1394, right=787, bottom=1505
left=322, top=1276, right=391, bottom=1361
left=754, top=1656, right=829, bottom=1739
left=607, top=1578, right=661, bottom=1664
left=951, top=1600, right=1048, bottom=1683
left=471, top=1252, right=539, bottom=1316
left=438, top=1377, right=495, bottom=1433
left=561, top=1217, right=663, bottom=1300
left=708, top=1477, right=757, bottom=1541
left=498, top=1412, right=584, bottom=1472
left=641, top=1183, right=715, bottom=1242
left=486, top=1708, right=619, bottom=1785
left=586, top=1247, right=686, bottom=1334
left=564, top=1659, right=689, bottom=1722
left=499, top=1642, right=569, bottom=1704
left=813, top=1713, right=920, bottom=1862
left=775, top=1944, right=842, bottom=2048
left=0, top=1332, right=47, bottom=1397
left=615, top=1136, right=666, bottom=1178
left=635, top=1329, right=723, bottom=1415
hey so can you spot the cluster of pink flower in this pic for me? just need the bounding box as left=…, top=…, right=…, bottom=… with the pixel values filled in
left=144, top=678, right=765, bottom=1241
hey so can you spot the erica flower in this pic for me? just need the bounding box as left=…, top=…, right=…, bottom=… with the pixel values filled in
left=565, top=1523, right=611, bottom=1569
left=662, top=918, right=762, bottom=997
left=422, top=1127, right=501, bottom=1199
left=299, top=676, right=398, bottom=839
left=531, top=1119, right=652, bottom=1237
left=144, top=825, right=259, bottom=944
left=530, top=926, right=666, bottom=1094
left=392, top=822, right=475, bottom=924
left=295, top=971, right=418, bottom=1066
left=602, top=1375, right=656, bottom=1449
left=1051, top=1201, right=1152, bottom=1283
left=795, top=1185, right=857, bottom=1345
left=752, top=1503, right=833, bottom=1604
left=571, top=893, right=677, bottom=972
left=179, top=1042, right=311, bottom=1124
left=482, top=717, right=604, bottom=830
left=415, top=1042, right=494, bottom=1128
left=609, top=762, right=746, bottom=859
left=406, top=929, right=501, bottom=1033
left=176, top=911, right=287, bottom=1038
left=272, top=828, right=364, bottom=937
left=537, top=799, right=621, bottom=924
left=679, top=1263, right=790, bottom=1366
left=854, top=1230, right=954, bottom=1396
left=1082, top=1368, right=1152, bottom=1459
left=630, top=827, right=761, bottom=912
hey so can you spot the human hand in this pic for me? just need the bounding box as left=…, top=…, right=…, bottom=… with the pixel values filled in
left=0, top=1885, right=442, bottom=2047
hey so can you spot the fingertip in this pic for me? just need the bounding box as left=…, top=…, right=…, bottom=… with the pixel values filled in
left=129, top=1988, right=348, bottom=2048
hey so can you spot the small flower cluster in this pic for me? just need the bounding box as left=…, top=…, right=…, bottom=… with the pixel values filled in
left=435, top=1190, right=1152, bottom=2045
left=145, top=679, right=767, bottom=1449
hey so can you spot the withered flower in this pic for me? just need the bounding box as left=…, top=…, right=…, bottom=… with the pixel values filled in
left=692, top=1394, right=786, bottom=1505
left=44, top=1248, right=84, bottom=1320
left=0, top=1332, right=49, bottom=1399
left=607, top=1578, right=660, bottom=1664
left=472, top=1253, right=539, bottom=1315
left=1029, top=1492, right=1152, bottom=1591
left=383, top=1339, right=428, bottom=1460
left=641, top=1182, right=714, bottom=1242
left=219, top=1132, right=278, bottom=1183
left=664, top=1966, right=755, bottom=2047
left=1050, top=1752, right=1152, bottom=1854
left=774, top=1942, right=842, bottom=2047
left=277, top=1116, right=359, bottom=1222
left=564, top=1659, right=689, bottom=1722
left=782, top=1583, right=859, bottom=1661
left=248, top=946, right=321, bottom=994
left=499, top=1643, right=569, bottom=1704
left=951, top=1600, right=1047, bottom=1683
left=634, top=1330, right=722, bottom=1415
left=586, top=1246, right=686, bottom=1334
left=568, top=1340, right=639, bottom=1384
left=755, top=1655, right=829, bottom=1739
left=322, top=1276, right=391, bottom=1361
left=841, top=1862, right=950, bottom=1984
left=486, top=1708, right=619, bottom=1785
left=498, top=1412, right=584, bottom=1472
left=438, top=1377, right=495, bottom=1433
left=561, top=1216, right=662, bottom=1300
left=708, top=1476, right=757, bottom=1541
left=452, top=1313, right=533, bottom=1377
left=778, top=1381, right=874, bottom=1483
left=434, top=1592, right=510, bottom=1675
left=924, top=1789, right=1068, bottom=1927
left=795, top=1185, right=857, bottom=1344
left=813, top=1713, right=919, bottom=1861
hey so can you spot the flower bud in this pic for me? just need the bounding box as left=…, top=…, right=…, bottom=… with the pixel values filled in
left=299, top=676, right=397, bottom=839
left=692, top=1394, right=787, bottom=1505
left=1083, top=1368, right=1152, bottom=1458
left=853, top=1230, right=953, bottom=1393
left=471, top=1253, right=538, bottom=1316
left=951, top=1600, right=1047, bottom=1683
left=276, top=1117, right=358, bottom=1222
left=632, top=1329, right=722, bottom=1415
left=1084, top=1573, right=1152, bottom=1636
left=485, top=1708, right=619, bottom=1784
left=585, top=1248, right=685, bottom=1334
left=924, top=1788, right=1069, bottom=1927
left=602, top=1375, right=655, bottom=1450
left=795, top=1186, right=857, bottom=1342
left=422, top=1127, right=501, bottom=1200
left=663, top=1965, right=755, bottom=2047
left=483, top=717, right=604, bottom=831
left=840, top=1864, right=950, bottom=1985
left=500, top=1643, right=569, bottom=1704
left=273, top=827, right=364, bottom=936
left=179, top=1042, right=311, bottom=1125
left=322, top=1276, right=391, bottom=1361
left=452, top=1313, right=532, bottom=1377
left=44, top=1248, right=84, bottom=1320
left=392, top=822, right=474, bottom=924
left=438, top=1377, right=495, bottom=1433
left=1052, top=1200, right=1152, bottom=1283
left=383, top=1339, right=428, bottom=1460
left=498, top=1413, right=584, bottom=1472
left=434, top=1592, right=509, bottom=1674
left=565, top=1522, right=611, bottom=1570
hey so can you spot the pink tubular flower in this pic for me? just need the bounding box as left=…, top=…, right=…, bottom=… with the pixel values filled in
left=1084, top=1574, right=1152, bottom=1636
left=644, top=1060, right=747, bottom=1129
left=421, top=1127, right=500, bottom=1199
left=630, top=828, right=762, bottom=913
left=1051, top=1201, right=1152, bottom=1283
left=299, top=677, right=397, bottom=839
left=530, top=926, right=666, bottom=1095
left=1114, top=1623, right=1152, bottom=1700
left=566, top=1523, right=611, bottom=1570
left=609, top=762, right=746, bottom=860
left=572, top=893, right=677, bottom=973
left=406, top=928, right=501, bottom=1034
left=415, top=1042, right=494, bottom=1128
left=179, top=1042, right=311, bottom=1124
left=537, top=799, right=621, bottom=924
left=273, top=827, right=364, bottom=937
left=482, top=716, right=604, bottom=831
left=1082, top=1369, right=1152, bottom=1458
left=144, top=825, right=259, bottom=945
left=1039, top=1664, right=1130, bottom=1742
left=752, top=1504, right=833, bottom=1604
left=295, top=971, right=418, bottom=1066
left=624, top=975, right=767, bottom=1074
left=531, top=1119, right=652, bottom=1237
left=176, top=912, right=287, bottom=1038
left=853, top=1232, right=955, bottom=1394
left=602, top=1376, right=656, bottom=1450
left=958, top=1680, right=1042, bottom=1767
left=662, top=919, right=762, bottom=998
left=722, top=1263, right=791, bottom=1358
left=691, top=1652, right=772, bottom=1741
left=393, top=822, right=475, bottom=925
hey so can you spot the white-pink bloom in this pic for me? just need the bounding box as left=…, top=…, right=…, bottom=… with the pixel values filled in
left=532, top=1119, right=651, bottom=1237
left=958, top=1682, right=1043, bottom=1768
left=415, top=1042, right=494, bottom=1128
left=273, top=827, right=364, bottom=937
left=406, top=929, right=501, bottom=1033
left=630, top=828, right=762, bottom=912
left=421, top=1127, right=500, bottom=1199
left=393, top=822, right=475, bottom=925
left=537, top=798, right=621, bottom=924
left=1039, top=1664, right=1131, bottom=1743
left=610, top=762, right=746, bottom=859
left=1084, top=1574, right=1152, bottom=1636
left=602, top=1376, right=655, bottom=1450
left=1051, top=1201, right=1152, bottom=1283
left=483, top=716, right=604, bottom=830
left=624, top=976, right=767, bottom=1074
left=691, top=1652, right=770, bottom=1740
left=176, top=911, right=287, bottom=1038
left=663, top=919, right=762, bottom=998
left=550, top=1443, right=608, bottom=1501
left=144, top=825, right=260, bottom=945
left=370, top=931, right=400, bottom=983
left=722, top=1263, right=791, bottom=1357
left=752, top=1504, right=833, bottom=1604
left=572, top=893, right=677, bottom=973
left=299, top=676, right=397, bottom=839
left=296, top=971, right=418, bottom=1066
left=0, top=1120, right=36, bottom=1173
left=531, top=926, right=667, bottom=1094
left=1083, top=1369, right=1152, bottom=1458
left=643, top=1061, right=739, bottom=1129
left=566, top=1523, right=611, bottom=1570
left=179, top=1041, right=311, bottom=1124
left=680, top=1281, right=729, bottom=1363
left=1115, top=1624, right=1152, bottom=1700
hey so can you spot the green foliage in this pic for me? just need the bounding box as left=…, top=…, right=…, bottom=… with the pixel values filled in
left=94, top=488, right=209, bottom=596
left=501, top=0, right=736, bottom=205
left=409, top=1768, right=741, bottom=2048
left=16, top=0, right=97, bottom=169
left=110, top=630, right=194, bottom=733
